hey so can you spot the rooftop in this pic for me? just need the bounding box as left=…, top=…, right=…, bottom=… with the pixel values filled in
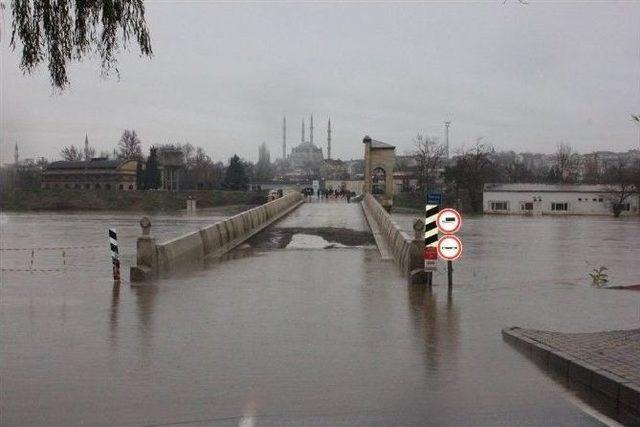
left=46, top=158, right=127, bottom=170
left=363, top=136, right=395, bottom=149
left=484, top=183, right=612, bottom=193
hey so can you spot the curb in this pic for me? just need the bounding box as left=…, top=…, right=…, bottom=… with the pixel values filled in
left=502, top=327, right=640, bottom=425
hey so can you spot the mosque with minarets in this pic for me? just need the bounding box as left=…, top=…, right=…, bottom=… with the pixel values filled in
left=282, top=114, right=331, bottom=170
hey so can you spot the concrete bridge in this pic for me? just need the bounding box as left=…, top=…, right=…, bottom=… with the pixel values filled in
left=130, top=135, right=428, bottom=283
left=130, top=192, right=425, bottom=283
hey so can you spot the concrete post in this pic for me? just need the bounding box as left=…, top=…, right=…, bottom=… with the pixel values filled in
left=409, top=218, right=428, bottom=284
left=130, top=216, right=157, bottom=283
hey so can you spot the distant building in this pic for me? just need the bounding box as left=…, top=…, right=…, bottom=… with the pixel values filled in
left=289, top=142, right=324, bottom=170
left=483, top=183, right=639, bottom=216
left=42, top=158, right=138, bottom=190
left=158, top=147, right=184, bottom=191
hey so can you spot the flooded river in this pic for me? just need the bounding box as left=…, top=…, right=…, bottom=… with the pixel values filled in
left=1, top=208, right=639, bottom=426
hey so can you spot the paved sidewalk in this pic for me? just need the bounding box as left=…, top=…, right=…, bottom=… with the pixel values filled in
left=503, top=327, right=640, bottom=424
left=516, top=328, right=640, bottom=384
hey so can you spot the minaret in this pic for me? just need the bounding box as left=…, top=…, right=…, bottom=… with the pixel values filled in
left=14, top=142, right=19, bottom=165
left=282, top=116, right=287, bottom=160
left=301, top=119, right=305, bottom=143
left=327, top=119, right=332, bottom=160
left=310, top=114, right=314, bottom=145
left=84, top=134, right=89, bottom=160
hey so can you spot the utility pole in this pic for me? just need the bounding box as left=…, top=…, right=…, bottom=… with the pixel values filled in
left=327, top=118, right=332, bottom=160
left=444, top=121, right=451, bottom=159
left=282, top=115, right=287, bottom=160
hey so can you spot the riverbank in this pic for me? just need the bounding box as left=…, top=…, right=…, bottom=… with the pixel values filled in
left=0, top=189, right=267, bottom=211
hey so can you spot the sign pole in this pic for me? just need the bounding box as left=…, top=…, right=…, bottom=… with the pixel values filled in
left=436, top=209, right=463, bottom=292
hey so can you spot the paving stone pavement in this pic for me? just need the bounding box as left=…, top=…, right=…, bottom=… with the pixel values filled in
left=516, top=328, right=640, bottom=385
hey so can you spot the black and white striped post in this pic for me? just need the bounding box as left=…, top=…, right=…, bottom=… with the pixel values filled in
left=109, top=228, right=120, bottom=282
left=424, top=199, right=440, bottom=287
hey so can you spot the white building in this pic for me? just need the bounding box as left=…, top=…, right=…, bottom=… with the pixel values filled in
left=483, top=183, right=639, bottom=216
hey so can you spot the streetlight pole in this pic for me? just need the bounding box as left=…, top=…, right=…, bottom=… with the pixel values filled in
left=632, top=115, right=640, bottom=150
left=444, top=121, right=451, bottom=159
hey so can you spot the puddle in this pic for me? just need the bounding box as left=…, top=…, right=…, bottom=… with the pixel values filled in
left=286, top=233, right=350, bottom=249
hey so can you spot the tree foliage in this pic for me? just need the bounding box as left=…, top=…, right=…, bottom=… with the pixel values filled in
left=157, top=143, right=227, bottom=190
left=255, top=142, right=274, bottom=182
left=223, top=154, right=249, bottom=190
left=9, top=0, right=153, bottom=89
left=60, top=145, right=83, bottom=161
left=117, top=129, right=143, bottom=160
left=444, top=139, right=497, bottom=213
left=143, top=146, right=160, bottom=190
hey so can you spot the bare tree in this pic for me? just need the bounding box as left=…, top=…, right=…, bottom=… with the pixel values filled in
left=84, top=146, right=96, bottom=160
left=581, top=153, right=601, bottom=184
left=412, top=134, right=447, bottom=193
left=9, top=0, right=152, bottom=89
left=551, top=143, right=581, bottom=184
left=602, top=160, right=637, bottom=217
left=444, top=138, right=496, bottom=213
left=117, top=130, right=143, bottom=160
left=60, top=145, right=83, bottom=161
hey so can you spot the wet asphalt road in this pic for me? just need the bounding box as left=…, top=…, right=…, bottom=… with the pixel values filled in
left=1, top=204, right=639, bottom=426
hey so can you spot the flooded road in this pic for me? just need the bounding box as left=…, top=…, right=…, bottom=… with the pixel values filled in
left=1, top=206, right=639, bottom=426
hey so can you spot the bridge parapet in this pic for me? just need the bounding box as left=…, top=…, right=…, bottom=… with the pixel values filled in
left=130, top=192, right=304, bottom=282
left=362, top=194, right=423, bottom=281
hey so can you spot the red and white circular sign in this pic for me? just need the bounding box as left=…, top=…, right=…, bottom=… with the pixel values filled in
left=437, top=235, right=463, bottom=261
left=436, top=208, right=462, bottom=234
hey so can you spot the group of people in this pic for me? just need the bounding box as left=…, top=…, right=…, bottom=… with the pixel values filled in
left=302, top=187, right=355, bottom=203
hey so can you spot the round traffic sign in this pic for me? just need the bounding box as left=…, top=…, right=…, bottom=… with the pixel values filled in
left=436, top=208, right=462, bottom=234
left=437, top=235, right=463, bottom=261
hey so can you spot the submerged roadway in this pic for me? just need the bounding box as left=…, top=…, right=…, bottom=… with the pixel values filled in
left=2, top=200, right=639, bottom=426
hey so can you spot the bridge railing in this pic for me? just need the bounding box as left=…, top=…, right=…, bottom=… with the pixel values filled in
left=362, top=194, right=423, bottom=279
left=131, top=192, right=304, bottom=282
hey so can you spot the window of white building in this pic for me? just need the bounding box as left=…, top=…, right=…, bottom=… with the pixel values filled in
left=491, top=201, right=508, bottom=211
left=551, top=202, right=568, bottom=211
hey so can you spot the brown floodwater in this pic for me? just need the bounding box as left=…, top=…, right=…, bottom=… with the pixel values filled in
left=1, top=208, right=639, bottom=426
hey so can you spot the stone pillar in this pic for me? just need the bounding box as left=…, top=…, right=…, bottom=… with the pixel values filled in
left=130, top=216, right=157, bottom=283
left=363, top=136, right=372, bottom=194
left=409, top=218, right=428, bottom=284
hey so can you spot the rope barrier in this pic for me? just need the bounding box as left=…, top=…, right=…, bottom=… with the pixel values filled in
left=0, top=245, right=104, bottom=251
left=2, top=268, right=71, bottom=272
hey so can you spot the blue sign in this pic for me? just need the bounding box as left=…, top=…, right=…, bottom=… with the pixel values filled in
left=426, top=193, right=443, bottom=205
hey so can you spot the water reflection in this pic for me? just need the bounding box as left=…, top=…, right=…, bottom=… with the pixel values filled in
left=133, top=284, right=159, bottom=364
left=109, top=282, right=120, bottom=349
left=407, top=283, right=460, bottom=375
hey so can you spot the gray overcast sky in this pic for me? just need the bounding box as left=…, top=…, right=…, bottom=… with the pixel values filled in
left=1, top=1, right=639, bottom=164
